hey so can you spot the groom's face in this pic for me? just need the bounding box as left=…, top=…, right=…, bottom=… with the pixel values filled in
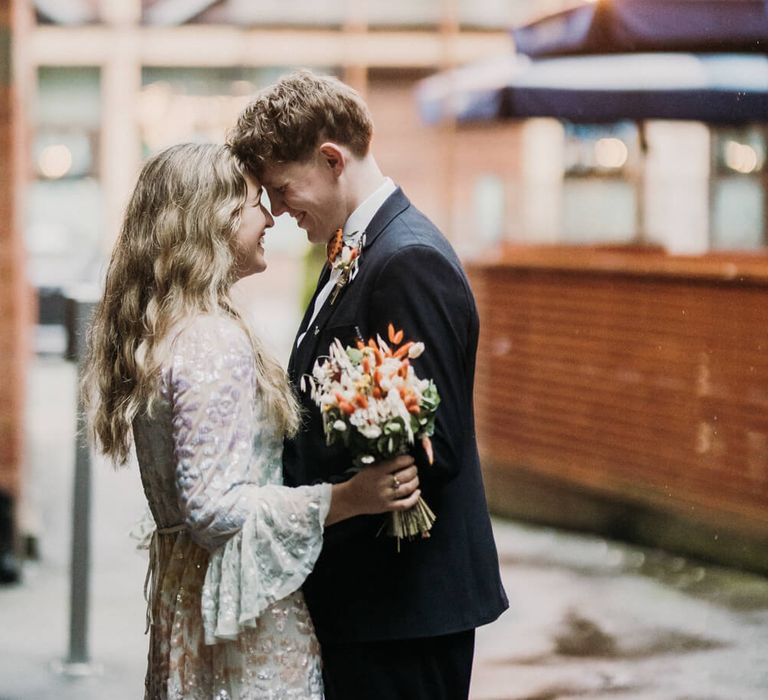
left=261, top=152, right=345, bottom=245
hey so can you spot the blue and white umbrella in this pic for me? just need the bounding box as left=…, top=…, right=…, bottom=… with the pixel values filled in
left=416, top=52, right=768, bottom=125
left=511, top=0, right=768, bottom=58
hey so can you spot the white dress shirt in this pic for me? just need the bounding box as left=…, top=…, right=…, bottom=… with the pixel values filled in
left=296, top=177, right=397, bottom=347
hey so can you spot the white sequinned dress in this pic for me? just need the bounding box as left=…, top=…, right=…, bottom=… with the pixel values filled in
left=132, top=314, right=330, bottom=700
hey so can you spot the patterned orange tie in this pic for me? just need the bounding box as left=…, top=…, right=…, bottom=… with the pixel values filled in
left=326, top=228, right=343, bottom=265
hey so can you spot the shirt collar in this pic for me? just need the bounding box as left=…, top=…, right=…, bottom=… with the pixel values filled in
left=342, top=177, right=397, bottom=243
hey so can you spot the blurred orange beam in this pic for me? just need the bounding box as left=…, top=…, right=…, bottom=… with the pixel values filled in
left=342, top=0, right=368, bottom=96
left=439, top=0, right=459, bottom=240
left=28, top=26, right=510, bottom=68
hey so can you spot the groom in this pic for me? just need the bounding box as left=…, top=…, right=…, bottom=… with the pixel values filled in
left=230, top=70, right=508, bottom=700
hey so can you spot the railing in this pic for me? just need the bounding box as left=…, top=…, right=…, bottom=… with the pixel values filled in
left=467, top=245, right=768, bottom=572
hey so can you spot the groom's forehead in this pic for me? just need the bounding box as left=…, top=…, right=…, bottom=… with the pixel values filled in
left=262, top=160, right=312, bottom=186
left=259, top=164, right=287, bottom=188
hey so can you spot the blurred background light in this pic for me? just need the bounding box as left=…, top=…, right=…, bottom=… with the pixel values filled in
left=38, top=144, right=73, bottom=179
left=724, top=141, right=759, bottom=174
left=594, top=137, right=629, bottom=170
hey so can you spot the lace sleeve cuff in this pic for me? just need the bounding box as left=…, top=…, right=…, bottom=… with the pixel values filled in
left=200, top=482, right=331, bottom=645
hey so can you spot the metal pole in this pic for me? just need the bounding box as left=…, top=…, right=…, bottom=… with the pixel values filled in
left=52, top=288, right=101, bottom=677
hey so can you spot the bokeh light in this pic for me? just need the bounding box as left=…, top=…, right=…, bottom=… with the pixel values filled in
left=38, top=143, right=73, bottom=179
left=724, top=141, right=759, bottom=174
left=594, top=137, right=628, bottom=169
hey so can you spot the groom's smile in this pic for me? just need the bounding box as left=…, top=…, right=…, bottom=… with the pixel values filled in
left=261, top=148, right=349, bottom=246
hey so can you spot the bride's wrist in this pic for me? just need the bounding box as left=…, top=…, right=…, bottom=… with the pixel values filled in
left=325, top=481, right=358, bottom=526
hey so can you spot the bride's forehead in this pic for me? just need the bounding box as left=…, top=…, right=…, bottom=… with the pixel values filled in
left=243, top=173, right=262, bottom=191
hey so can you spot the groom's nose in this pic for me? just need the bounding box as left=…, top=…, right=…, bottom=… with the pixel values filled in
left=268, top=190, right=287, bottom=217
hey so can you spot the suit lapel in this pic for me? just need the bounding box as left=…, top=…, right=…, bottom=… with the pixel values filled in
left=288, top=262, right=331, bottom=381
left=292, top=291, right=337, bottom=380
left=293, top=188, right=412, bottom=378
left=355, top=187, right=410, bottom=252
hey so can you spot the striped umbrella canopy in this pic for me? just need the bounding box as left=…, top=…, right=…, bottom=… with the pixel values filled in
left=416, top=52, right=768, bottom=125
left=512, top=0, right=768, bottom=58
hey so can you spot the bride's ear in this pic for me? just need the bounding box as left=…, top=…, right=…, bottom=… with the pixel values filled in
left=319, top=142, right=345, bottom=177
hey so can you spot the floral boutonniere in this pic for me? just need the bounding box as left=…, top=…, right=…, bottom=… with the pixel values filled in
left=326, top=228, right=365, bottom=304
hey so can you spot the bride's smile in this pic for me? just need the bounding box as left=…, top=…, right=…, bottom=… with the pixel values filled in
left=235, top=174, right=273, bottom=277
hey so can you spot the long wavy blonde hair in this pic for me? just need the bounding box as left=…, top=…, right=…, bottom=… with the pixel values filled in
left=82, top=143, right=299, bottom=465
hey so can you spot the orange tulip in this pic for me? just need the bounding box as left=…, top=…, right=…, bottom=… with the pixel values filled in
left=387, top=324, right=405, bottom=345
left=394, top=342, right=413, bottom=359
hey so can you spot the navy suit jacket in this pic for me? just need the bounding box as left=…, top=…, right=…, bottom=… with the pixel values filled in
left=283, top=188, right=508, bottom=644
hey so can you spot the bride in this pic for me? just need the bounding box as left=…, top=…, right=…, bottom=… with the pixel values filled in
left=82, top=142, right=421, bottom=699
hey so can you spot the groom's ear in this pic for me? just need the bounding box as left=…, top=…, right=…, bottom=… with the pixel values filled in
left=318, top=142, right=345, bottom=178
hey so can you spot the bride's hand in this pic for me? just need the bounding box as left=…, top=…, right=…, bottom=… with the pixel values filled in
left=325, top=455, right=421, bottom=526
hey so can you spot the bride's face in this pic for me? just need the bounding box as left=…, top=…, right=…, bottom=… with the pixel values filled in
left=233, top=175, right=274, bottom=278
left=261, top=150, right=347, bottom=245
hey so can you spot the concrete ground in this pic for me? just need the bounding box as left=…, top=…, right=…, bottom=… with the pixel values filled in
left=1, top=355, right=767, bottom=700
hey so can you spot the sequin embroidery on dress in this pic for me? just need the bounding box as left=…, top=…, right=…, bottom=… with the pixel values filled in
left=132, top=315, right=329, bottom=699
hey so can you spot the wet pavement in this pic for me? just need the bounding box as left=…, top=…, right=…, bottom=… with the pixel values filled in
left=1, top=355, right=767, bottom=699
left=474, top=523, right=768, bottom=699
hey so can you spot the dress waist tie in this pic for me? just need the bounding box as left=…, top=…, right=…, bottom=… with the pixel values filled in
left=144, top=523, right=187, bottom=633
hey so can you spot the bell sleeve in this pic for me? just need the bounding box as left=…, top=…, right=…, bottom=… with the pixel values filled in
left=165, top=316, right=332, bottom=644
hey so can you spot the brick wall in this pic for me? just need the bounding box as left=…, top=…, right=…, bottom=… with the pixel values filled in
left=0, top=0, right=30, bottom=506
left=468, top=247, right=768, bottom=572
left=366, top=71, right=524, bottom=252
left=367, top=71, right=446, bottom=229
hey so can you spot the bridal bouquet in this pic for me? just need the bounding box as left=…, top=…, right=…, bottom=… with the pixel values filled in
left=304, top=324, right=441, bottom=545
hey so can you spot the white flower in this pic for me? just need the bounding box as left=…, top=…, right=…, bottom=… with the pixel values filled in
left=408, top=342, right=425, bottom=359
left=358, top=424, right=382, bottom=439
left=332, top=420, right=347, bottom=432
left=360, top=455, right=375, bottom=464
left=376, top=335, right=391, bottom=354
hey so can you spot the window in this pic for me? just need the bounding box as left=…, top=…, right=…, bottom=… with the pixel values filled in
left=710, top=126, right=766, bottom=250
